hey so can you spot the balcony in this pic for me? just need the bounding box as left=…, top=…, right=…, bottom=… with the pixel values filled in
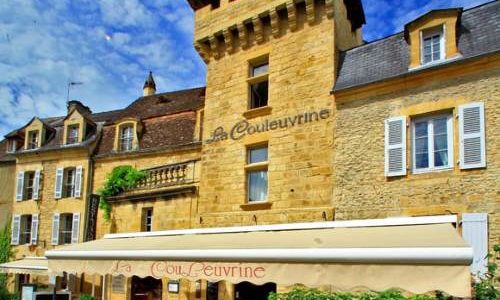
left=108, top=160, right=198, bottom=202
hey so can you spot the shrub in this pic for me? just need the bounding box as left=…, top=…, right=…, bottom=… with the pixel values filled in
left=78, top=294, right=95, bottom=300
left=98, top=166, right=146, bottom=220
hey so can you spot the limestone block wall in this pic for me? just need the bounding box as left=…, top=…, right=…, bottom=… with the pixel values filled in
left=333, top=61, right=500, bottom=249
left=12, top=150, right=91, bottom=259
left=0, top=163, right=15, bottom=229
left=196, top=0, right=357, bottom=228
left=93, top=148, right=201, bottom=238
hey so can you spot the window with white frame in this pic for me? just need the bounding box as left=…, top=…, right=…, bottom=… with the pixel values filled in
left=412, top=114, right=453, bottom=172
left=59, top=213, right=73, bottom=245
left=27, top=130, right=39, bottom=150
left=248, top=59, right=269, bottom=109
left=7, top=139, right=17, bottom=153
left=421, top=26, right=444, bottom=64
left=119, top=125, right=134, bottom=152
left=246, top=145, right=268, bottom=202
left=142, top=208, right=153, bottom=232
left=23, top=172, right=35, bottom=201
left=19, top=215, right=32, bottom=245
left=66, top=125, right=79, bottom=144
left=63, top=168, right=76, bottom=198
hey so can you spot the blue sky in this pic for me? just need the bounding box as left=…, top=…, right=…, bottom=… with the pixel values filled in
left=0, top=0, right=491, bottom=138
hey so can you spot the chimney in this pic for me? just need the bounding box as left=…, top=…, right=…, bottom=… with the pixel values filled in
left=143, top=71, right=156, bottom=96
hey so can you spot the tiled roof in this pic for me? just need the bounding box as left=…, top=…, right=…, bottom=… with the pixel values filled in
left=2, top=87, right=205, bottom=157
left=334, top=1, right=500, bottom=91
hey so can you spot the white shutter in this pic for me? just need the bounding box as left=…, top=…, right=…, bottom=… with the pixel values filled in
left=459, top=102, right=486, bottom=169
left=11, top=215, right=20, bottom=245
left=54, top=167, right=64, bottom=199
left=16, top=171, right=24, bottom=202
left=462, top=213, right=488, bottom=279
left=71, top=213, right=81, bottom=244
left=33, top=170, right=41, bottom=200
left=51, top=213, right=60, bottom=245
left=74, top=166, right=83, bottom=198
left=30, top=214, right=39, bottom=245
left=385, top=117, right=407, bottom=177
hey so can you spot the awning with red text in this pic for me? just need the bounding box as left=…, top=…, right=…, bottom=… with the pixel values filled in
left=45, top=220, right=473, bottom=298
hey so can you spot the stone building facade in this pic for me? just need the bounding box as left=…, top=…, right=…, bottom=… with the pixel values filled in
left=0, top=0, right=498, bottom=299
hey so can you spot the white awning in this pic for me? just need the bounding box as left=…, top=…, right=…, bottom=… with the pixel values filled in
left=0, top=257, right=49, bottom=275
left=46, top=218, right=473, bottom=298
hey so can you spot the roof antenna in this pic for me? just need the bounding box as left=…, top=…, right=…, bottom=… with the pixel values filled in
left=66, top=81, right=84, bottom=104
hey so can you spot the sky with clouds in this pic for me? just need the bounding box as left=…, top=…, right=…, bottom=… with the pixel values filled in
left=0, top=0, right=491, bottom=138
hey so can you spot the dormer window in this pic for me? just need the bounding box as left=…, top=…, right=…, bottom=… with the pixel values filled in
left=120, top=125, right=134, bottom=152
left=27, top=131, right=39, bottom=150
left=66, top=125, right=80, bottom=144
left=7, top=140, right=17, bottom=153
left=422, top=27, right=444, bottom=64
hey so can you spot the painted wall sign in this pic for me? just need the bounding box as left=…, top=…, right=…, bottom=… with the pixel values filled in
left=205, top=109, right=332, bottom=144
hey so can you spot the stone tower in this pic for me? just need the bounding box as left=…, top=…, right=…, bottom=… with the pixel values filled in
left=143, top=71, right=156, bottom=96
left=187, top=0, right=366, bottom=226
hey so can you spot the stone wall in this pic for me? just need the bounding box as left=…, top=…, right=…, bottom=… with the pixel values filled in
left=0, top=162, right=15, bottom=229
left=12, top=150, right=91, bottom=259
left=333, top=63, right=500, bottom=249
left=195, top=0, right=360, bottom=228
left=93, top=148, right=201, bottom=238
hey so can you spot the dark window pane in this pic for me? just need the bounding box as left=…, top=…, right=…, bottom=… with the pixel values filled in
left=415, top=153, right=429, bottom=169
left=250, top=81, right=268, bottom=109
left=434, top=150, right=449, bottom=167
left=252, top=63, right=268, bottom=77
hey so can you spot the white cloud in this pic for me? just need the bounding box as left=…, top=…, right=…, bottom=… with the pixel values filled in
left=0, top=0, right=206, bottom=138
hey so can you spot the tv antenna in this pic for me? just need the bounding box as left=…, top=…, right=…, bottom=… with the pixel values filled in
left=66, top=81, right=84, bottom=104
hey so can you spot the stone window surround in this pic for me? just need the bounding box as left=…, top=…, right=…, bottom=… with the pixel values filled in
left=420, top=25, right=445, bottom=65
left=245, top=55, right=272, bottom=119
left=244, top=143, right=269, bottom=206
left=113, top=118, right=142, bottom=152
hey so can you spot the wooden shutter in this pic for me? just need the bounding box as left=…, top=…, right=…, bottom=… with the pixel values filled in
left=462, top=213, right=488, bottom=278
left=385, top=117, right=407, bottom=177
left=459, top=102, right=486, bottom=169
left=11, top=215, right=20, bottom=245
left=74, top=166, right=83, bottom=198
left=71, top=213, right=81, bottom=244
left=16, top=171, right=24, bottom=202
left=51, top=213, right=60, bottom=245
left=54, top=167, right=64, bottom=199
left=30, top=214, right=39, bottom=245
left=33, top=170, right=41, bottom=200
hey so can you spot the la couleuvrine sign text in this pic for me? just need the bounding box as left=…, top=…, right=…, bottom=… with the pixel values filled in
left=205, top=108, right=331, bottom=144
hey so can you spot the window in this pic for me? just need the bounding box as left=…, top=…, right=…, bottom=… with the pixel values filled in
left=142, top=208, right=153, bottom=232
left=7, top=140, right=17, bottom=153
left=246, top=145, right=268, bottom=202
left=421, top=27, right=444, bottom=64
left=66, top=125, right=79, bottom=144
left=63, top=168, right=76, bottom=198
left=19, top=215, right=32, bottom=245
left=23, top=172, right=35, bottom=201
left=119, top=125, right=134, bottom=152
left=248, top=60, right=269, bottom=109
left=59, top=214, right=73, bottom=245
left=412, top=114, right=453, bottom=172
left=27, top=130, right=39, bottom=150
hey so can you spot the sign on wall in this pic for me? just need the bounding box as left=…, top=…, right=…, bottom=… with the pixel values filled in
left=111, top=275, right=126, bottom=294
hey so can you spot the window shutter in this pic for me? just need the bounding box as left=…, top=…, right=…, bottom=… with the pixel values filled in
left=459, top=102, right=486, bottom=169
left=74, top=166, right=83, bottom=198
left=385, top=117, right=407, bottom=177
left=16, top=171, right=24, bottom=202
left=31, top=214, right=39, bottom=245
left=51, top=213, right=60, bottom=245
left=54, top=167, right=64, bottom=199
left=33, top=170, right=41, bottom=200
left=71, top=213, right=81, bottom=244
left=462, top=213, right=488, bottom=278
left=11, top=215, right=20, bottom=245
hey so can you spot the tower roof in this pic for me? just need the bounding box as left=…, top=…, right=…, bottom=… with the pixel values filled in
left=143, top=71, right=156, bottom=90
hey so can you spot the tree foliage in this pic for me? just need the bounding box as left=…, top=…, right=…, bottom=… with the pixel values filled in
left=98, top=166, right=146, bottom=221
left=0, top=224, right=15, bottom=300
left=268, top=288, right=435, bottom=300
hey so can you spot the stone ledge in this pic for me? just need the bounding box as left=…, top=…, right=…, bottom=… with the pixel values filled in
left=240, top=202, right=273, bottom=211
left=243, top=106, right=273, bottom=119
